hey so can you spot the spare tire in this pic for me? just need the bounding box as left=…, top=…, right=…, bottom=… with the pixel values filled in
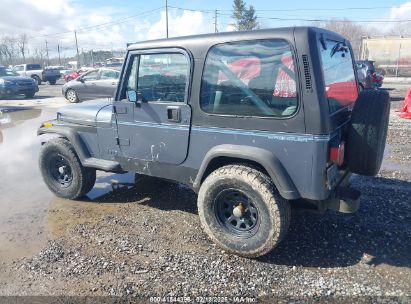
left=346, top=90, right=390, bottom=176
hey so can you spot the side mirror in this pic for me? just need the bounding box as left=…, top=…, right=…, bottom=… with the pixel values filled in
left=127, top=90, right=137, bottom=102
left=78, top=77, right=84, bottom=83
left=127, top=90, right=143, bottom=105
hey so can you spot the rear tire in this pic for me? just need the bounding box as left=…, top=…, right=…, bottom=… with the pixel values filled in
left=347, top=90, right=390, bottom=176
left=39, top=138, right=96, bottom=199
left=197, top=165, right=290, bottom=258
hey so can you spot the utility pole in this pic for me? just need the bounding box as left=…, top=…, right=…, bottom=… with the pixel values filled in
left=214, top=10, right=218, bottom=33
left=74, top=30, right=80, bottom=68
left=165, top=0, right=169, bottom=38
left=82, top=48, right=85, bottom=66
left=45, top=40, right=49, bottom=66
left=57, top=45, right=61, bottom=66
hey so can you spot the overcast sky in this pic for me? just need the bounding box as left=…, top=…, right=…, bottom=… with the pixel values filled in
left=1, top=0, right=411, bottom=57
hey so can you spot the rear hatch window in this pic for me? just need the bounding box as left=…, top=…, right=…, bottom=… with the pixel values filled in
left=27, top=64, right=41, bottom=71
left=318, top=39, right=358, bottom=114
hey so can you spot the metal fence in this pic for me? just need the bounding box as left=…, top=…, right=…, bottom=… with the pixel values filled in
left=360, top=36, right=411, bottom=77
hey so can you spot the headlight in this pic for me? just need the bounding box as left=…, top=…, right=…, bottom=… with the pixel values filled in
left=0, top=79, right=14, bottom=85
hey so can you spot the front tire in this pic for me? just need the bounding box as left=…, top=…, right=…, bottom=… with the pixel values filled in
left=197, top=165, right=290, bottom=258
left=65, top=89, right=79, bottom=103
left=49, top=79, right=57, bottom=85
left=39, top=138, right=96, bottom=199
left=25, top=92, right=35, bottom=99
left=32, top=75, right=41, bottom=85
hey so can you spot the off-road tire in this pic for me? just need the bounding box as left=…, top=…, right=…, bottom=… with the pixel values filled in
left=346, top=90, right=390, bottom=176
left=66, top=89, right=79, bottom=103
left=197, top=165, right=290, bottom=258
left=39, top=138, right=96, bottom=199
left=32, top=75, right=41, bottom=85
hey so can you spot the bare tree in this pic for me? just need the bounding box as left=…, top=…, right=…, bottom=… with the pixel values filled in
left=16, top=34, right=28, bottom=62
left=388, top=22, right=411, bottom=36
left=0, top=36, right=18, bottom=66
left=33, top=47, right=46, bottom=64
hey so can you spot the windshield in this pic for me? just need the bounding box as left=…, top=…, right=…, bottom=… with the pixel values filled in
left=0, top=68, right=19, bottom=77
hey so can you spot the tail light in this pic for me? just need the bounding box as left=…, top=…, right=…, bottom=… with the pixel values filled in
left=330, top=141, right=345, bottom=166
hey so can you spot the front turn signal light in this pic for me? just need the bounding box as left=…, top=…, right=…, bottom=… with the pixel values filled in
left=42, top=122, right=53, bottom=128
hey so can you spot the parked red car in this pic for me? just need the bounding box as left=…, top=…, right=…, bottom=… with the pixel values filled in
left=64, top=71, right=80, bottom=82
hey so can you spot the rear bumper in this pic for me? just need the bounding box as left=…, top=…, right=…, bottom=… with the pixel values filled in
left=42, top=75, right=60, bottom=82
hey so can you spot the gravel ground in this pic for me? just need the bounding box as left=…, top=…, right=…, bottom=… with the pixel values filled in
left=0, top=86, right=410, bottom=302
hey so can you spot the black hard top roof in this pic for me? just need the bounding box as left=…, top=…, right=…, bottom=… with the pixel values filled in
left=127, top=26, right=346, bottom=56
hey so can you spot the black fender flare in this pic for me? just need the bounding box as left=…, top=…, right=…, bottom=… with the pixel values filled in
left=38, top=125, right=91, bottom=163
left=193, top=145, right=300, bottom=200
left=38, top=125, right=122, bottom=172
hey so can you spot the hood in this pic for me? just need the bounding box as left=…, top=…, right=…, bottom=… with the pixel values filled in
left=1, top=76, right=34, bottom=82
left=57, top=99, right=112, bottom=127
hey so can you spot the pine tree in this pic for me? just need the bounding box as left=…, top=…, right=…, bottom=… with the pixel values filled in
left=232, top=0, right=259, bottom=31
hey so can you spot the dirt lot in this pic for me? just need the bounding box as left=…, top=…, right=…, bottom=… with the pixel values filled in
left=0, top=81, right=410, bottom=302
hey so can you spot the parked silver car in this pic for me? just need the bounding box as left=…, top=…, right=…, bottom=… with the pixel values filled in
left=62, top=68, right=120, bottom=103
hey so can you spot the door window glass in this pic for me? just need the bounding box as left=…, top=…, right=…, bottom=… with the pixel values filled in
left=83, top=70, right=99, bottom=81
left=100, top=69, right=119, bottom=79
left=137, top=53, right=189, bottom=102
left=200, top=39, right=298, bottom=117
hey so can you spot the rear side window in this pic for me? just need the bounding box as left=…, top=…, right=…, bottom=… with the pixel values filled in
left=27, top=64, right=41, bottom=71
left=318, top=39, right=358, bottom=113
left=200, top=39, right=298, bottom=117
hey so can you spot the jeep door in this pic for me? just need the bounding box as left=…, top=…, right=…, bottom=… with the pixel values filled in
left=114, top=49, right=192, bottom=165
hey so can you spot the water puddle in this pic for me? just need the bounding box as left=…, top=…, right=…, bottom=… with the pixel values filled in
left=0, top=106, right=137, bottom=264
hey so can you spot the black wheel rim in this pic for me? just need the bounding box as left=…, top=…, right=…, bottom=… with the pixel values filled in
left=214, top=189, right=260, bottom=238
left=48, top=154, right=73, bottom=188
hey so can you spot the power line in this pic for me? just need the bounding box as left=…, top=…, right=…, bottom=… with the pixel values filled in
left=169, top=6, right=411, bottom=23
left=170, top=5, right=411, bottom=12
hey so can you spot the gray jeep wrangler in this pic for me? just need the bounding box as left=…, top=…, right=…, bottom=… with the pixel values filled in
left=38, top=27, right=390, bottom=257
